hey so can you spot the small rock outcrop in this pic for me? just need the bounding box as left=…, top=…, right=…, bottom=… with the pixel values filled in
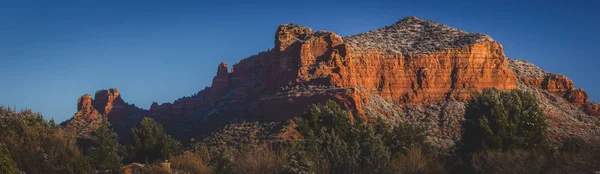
left=585, top=103, right=600, bottom=116
left=508, top=59, right=590, bottom=105
left=74, top=94, right=99, bottom=120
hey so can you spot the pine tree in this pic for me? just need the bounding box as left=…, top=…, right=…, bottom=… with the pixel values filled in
left=87, top=118, right=123, bottom=171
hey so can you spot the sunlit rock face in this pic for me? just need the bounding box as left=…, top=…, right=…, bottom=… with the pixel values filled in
left=508, top=59, right=590, bottom=105
left=143, top=16, right=519, bottom=130
left=64, top=89, right=146, bottom=140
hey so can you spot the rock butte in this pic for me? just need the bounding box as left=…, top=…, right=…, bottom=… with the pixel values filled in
left=65, top=17, right=598, bottom=143
left=64, top=89, right=146, bottom=139
left=147, top=18, right=520, bottom=118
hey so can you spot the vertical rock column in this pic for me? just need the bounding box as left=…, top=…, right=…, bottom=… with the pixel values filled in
left=211, top=62, right=230, bottom=96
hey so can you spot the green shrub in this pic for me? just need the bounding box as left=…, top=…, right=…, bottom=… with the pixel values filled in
left=87, top=119, right=123, bottom=171
left=387, top=124, right=429, bottom=156
left=193, top=142, right=212, bottom=163
left=129, top=117, right=181, bottom=163
left=0, top=106, right=93, bottom=174
left=211, top=147, right=234, bottom=174
left=294, top=100, right=353, bottom=141
left=462, top=89, right=547, bottom=153
left=293, top=100, right=402, bottom=174
left=0, top=143, right=19, bottom=174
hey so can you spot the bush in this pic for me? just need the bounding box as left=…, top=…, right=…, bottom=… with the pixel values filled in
left=467, top=139, right=600, bottom=173
left=211, top=147, right=234, bottom=174
left=0, top=106, right=93, bottom=174
left=87, top=119, right=123, bottom=171
left=193, top=142, right=212, bottom=163
left=470, top=150, right=549, bottom=174
left=0, top=143, right=19, bottom=174
left=390, top=146, right=444, bottom=174
left=129, top=117, right=182, bottom=163
left=462, top=89, right=547, bottom=153
left=170, top=151, right=212, bottom=174
left=294, top=100, right=353, bottom=141
left=552, top=138, right=600, bottom=173
left=231, top=145, right=289, bottom=174
left=387, top=124, right=429, bottom=156
left=293, top=100, right=423, bottom=174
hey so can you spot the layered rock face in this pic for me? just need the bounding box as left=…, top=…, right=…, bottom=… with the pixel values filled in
left=64, top=88, right=147, bottom=139
left=266, top=17, right=517, bottom=105
left=508, top=59, right=590, bottom=105
left=74, top=94, right=100, bottom=121
left=507, top=59, right=600, bottom=140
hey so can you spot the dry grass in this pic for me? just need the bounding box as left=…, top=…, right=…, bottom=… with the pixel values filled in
left=170, top=151, right=212, bottom=174
left=469, top=139, right=600, bottom=174
left=135, top=162, right=171, bottom=174
left=470, top=150, right=549, bottom=174
left=231, top=145, right=290, bottom=174
left=390, top=146, right=445, bottom=174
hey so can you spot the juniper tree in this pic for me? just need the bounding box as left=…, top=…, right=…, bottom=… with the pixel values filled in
left=87, top=118, right=123, bottom=171
left=129, top=117, right=181, bottom=163
left=462, top=89, right=547, bottom=153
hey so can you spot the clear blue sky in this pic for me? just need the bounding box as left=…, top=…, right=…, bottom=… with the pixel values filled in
left=1, top=0, right=598, bottom=122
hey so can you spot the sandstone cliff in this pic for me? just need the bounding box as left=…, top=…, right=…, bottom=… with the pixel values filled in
left=138, top=17, right=521, bottom=140
left=64, top=88, right=147, bottom=139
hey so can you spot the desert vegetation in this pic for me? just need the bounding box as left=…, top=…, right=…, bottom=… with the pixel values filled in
left=1, top=89, right=600, bottom=173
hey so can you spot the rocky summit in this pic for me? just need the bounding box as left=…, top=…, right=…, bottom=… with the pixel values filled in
left=344, top=16, right=493, bottom=54
left=63, top=88, right=146, bottom=140
left=64, top=17, right=599, bottom=147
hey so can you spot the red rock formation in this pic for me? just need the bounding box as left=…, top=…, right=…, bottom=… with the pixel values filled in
left=266, top=24, right=516, bottom=105
left=66, top=88, right=147, bottom=139
left=508, top=59, right=590, bottom=105
left=63, top=17, right=599, bottom=144
left=147, top=17, right=518, bottom=122
left=94, top=89, right=121, bottom=118
left=73, top=94, right=100, bottom=121
left=585, top=103, right=600, bottom=116
left=211, top=62, right=230, bottom=96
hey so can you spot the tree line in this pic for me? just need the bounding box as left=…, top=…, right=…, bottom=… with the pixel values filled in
left=1, top=89, right=599, bottom=173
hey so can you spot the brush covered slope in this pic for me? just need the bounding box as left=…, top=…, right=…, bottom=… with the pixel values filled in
left=63, top=17, right=599, bottom=148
